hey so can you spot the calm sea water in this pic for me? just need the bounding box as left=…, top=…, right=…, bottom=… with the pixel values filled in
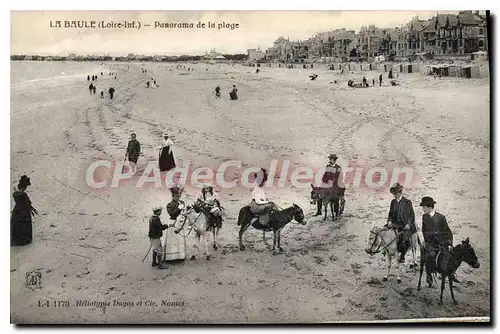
left=11, top=61, right=103, bottom=85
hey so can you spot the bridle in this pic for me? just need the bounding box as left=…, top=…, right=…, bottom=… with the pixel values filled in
left=366, top=228, right=398, bottom=255
left=175, top=208, right=203, bottom=237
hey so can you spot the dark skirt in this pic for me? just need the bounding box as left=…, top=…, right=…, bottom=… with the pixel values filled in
left=159, top=146, right=176, bottom=171
left=11, top=209, right=32, bottom=246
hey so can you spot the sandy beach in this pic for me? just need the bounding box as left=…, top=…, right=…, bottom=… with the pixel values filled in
left=10, top=60, right=490, bottom=323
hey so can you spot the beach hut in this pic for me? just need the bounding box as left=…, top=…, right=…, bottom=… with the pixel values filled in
left=400, top=63, right=420, bottom=74
left=460, top=64, right=480, bottom=78
left=471, top=51, right=488, bottom=61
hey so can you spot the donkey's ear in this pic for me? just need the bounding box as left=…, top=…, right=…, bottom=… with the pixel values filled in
left=310, top=183, right=314, bottom=189
left=465, top=237, right=470, bottom=244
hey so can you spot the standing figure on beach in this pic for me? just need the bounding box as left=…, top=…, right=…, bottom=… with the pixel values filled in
left=88, top=83, right=94, bottom=95
left=11, top=175, right=38, bottom=246
left=100, top=91, right=104, bottom=99
left=148, top=206, right=170, bottom=269
left=108, top=87, right=115, bottom=100
left=92, top=86, right=96, bottom=95
left=159, top=134, right=176, bottom=172
left=126, top=133, right=141, bottom=166
left=229, top=85, right=238, bottom=100
left=379, top=74, right=383, bottom=86
left=146, top=81, right=150, bottom=88
left=362, top=76, right=367, bottom=87
left=87, top=75, right=90, bottom=81
left=215, top=85, right=221, bottom=98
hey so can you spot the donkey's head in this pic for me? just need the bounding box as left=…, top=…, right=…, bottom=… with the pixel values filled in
left=292, top=203, right=307, bottom=225
left=310, top=184, right=322, bottom=204
left=459, top=237, right=480, bottom=269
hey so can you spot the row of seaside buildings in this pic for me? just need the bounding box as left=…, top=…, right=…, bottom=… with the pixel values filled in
left=248, top=11, right=489, bottom=63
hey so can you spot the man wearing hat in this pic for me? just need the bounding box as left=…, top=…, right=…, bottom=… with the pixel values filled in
left=148, top=206, right=172, bottom=269
left=315, top=154, right=346, bottom=216
left=387, top=182, right=416, bottom=263
left=419, top=196, right=456, bottom=283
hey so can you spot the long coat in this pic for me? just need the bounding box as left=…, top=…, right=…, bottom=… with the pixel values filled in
left=387, top=196, right=416, bottom=234
left=422, top=212, right=453, bottom=247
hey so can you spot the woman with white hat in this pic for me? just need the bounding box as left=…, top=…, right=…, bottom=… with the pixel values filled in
left=159, top=134, right=176, bottom=172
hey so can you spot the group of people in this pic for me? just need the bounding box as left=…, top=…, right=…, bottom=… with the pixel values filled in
left=125, top=133, right=176, bottom=173
left=214, top=85, right=238, bottom=100
left=146, top=77, right=158, bottom=88
left=385, top=182, right=455, bottom=282
left=86, top=72, right=115, bottom=99
left=147, top=184, right=223, bottom=269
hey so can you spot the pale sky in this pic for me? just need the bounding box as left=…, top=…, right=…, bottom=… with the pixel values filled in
left=11, top=10, right=461, bottom=55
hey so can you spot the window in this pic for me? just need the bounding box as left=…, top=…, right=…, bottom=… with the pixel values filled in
left=479, top=28, right=484, bottom=35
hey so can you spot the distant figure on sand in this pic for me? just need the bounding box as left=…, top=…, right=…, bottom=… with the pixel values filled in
left=100, top=91, right=104, bottom=98
left=92, top=86, right=96, bottom=94
left=372, top=79, right=375, bottom=87
left=229, top=85, right=238, bottom=100
left=87, top=75, right=90, bottom=81
left=11, top=175, right=38, bottom=246
left=215, top=86, right=221, bottom=98
left=126, top=133, right=141, bottom=165
left=159, top=134, right=176, bottom=172
left=146, top=81, right=150, bottom=88
left=362, top=76, right=367, bottom=87
left=88, top=83, right=94, bottom=94
left=108, top=87, right=115, bottom=100
left=379, top=74, right=383, bottom=86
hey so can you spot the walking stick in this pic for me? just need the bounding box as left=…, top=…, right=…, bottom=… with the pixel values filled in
left=141, top=244, right=153, bottom=263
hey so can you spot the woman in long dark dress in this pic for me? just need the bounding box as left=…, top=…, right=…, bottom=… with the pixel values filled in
left=159, top=134, right=176, bottom=172
left=11, top=175, right=38, bottom=246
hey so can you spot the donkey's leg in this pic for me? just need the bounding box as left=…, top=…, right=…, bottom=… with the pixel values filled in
left=278, top=229, right=284, bottom=253
left=383, top=254, right=391, bottom=281
left=330, top=202, right=335, bottom=221
left=323, top=202, right=328, bottom=221
left=439, top=275, right=446, bottom=304
left=203, top=233, right=211, bottom=260
left=333, top=198, right=340, bottom=220
left=239, top=222, right=251, bottom=251
left=272, top=230, right=278, bottom=255
left=449, top=275, right=457, bottom=304
left=212, top=228, right=218, bottom=250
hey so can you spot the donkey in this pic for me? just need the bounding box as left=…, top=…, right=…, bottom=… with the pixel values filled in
left=237, top=204, right=306, bottom=255
left=365, top=224, right=404, bottom=282
left=310, top=184, right=342, bottom=221
left=193, top=201, right=223, bottom=251
left=174, top=205, right=211, bottom=260
left=417, top=237, right=480, bottom=304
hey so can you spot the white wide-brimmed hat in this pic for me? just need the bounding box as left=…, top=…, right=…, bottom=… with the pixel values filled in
left=152, top=206, right=163, bottom=213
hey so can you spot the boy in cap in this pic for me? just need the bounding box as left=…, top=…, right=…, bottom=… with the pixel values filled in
left=419, top=196, right=457, bottom=283
left=315, top=154, right=345, bottom=216
left=386, top=182, right=416, bottom=263
left=148, top=206, right=172, bottom=269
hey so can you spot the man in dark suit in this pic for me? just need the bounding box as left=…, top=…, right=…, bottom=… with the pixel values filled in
left=419, top=196, right=457, bottom=283
left=126, top=133, right=141, bottom=166
left=386, top=183, right=416, bottom=263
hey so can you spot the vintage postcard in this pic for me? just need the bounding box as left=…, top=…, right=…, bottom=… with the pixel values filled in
left=10, top=10, right=490, bottom=324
